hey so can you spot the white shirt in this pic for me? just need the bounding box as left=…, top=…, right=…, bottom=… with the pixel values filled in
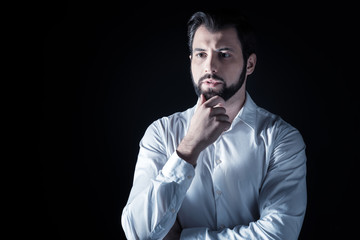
left=121, top=92, right=307, bottom=240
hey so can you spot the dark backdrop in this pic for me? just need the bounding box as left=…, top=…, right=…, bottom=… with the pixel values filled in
left=39, top=1, right=357, bottom=239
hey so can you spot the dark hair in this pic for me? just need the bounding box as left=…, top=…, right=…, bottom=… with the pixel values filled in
left=187, top=11, right=256, bottom=62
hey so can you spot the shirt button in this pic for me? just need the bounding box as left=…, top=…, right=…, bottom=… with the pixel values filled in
left=216, top=189, right=222, bottom=196
left=216, top=159, right=222, bottom=164
left=170, top=208, right=176, bottom=213
left=187, top=175, right=193, bottom=179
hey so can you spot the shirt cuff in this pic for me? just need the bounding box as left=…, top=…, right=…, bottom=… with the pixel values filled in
left=161, top=151, right=195, bottom=185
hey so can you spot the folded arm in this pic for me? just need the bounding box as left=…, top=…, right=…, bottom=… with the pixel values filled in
left=180, top=128, right=307, bottom=240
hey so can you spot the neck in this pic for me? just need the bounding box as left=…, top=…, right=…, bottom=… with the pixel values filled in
left=223, top=85, right=246, bottom=123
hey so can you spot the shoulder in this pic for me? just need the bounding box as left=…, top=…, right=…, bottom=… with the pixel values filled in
left=151, top=106, right=195, bottom=133
left=252, top=103, right=306, bottom=168
left=141, top=106, right=195, bottom=146
left=259, top=106, right=303, bottom=143
left=244, top=95, right=304, bottom=149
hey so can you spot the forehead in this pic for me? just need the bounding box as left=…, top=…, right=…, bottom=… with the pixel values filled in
left=192, top=25, right=242, bottom=50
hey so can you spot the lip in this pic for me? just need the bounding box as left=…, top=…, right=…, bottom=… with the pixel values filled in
left=202, top=79, right=223, bottom=86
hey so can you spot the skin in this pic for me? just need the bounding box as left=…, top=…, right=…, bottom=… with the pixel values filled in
left=164, top=24, right=257, bottom=239
left=177, top=25, right=256, bottom=166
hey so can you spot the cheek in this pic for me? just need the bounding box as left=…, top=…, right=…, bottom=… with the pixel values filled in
left=222, top=64, right=243, bottom=81
left=191, top=63, right=201, bottom=82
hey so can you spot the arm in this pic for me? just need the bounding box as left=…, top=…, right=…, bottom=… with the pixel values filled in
left=180, top=127, right=307, bottom=240
left=121, top=122, right=194, bottom=239
left=177, top=94, right=231, bottom=165
left=122, top=95, right=231, bottom=239
left=121, top=121, right=195, bottom=240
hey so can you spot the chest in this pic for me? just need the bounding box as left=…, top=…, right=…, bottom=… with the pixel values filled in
left=177, top=125, right=270, bottom=229
left=198, top=126, right=268, bottom=192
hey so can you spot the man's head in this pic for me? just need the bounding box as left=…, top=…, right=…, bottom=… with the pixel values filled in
left=187, top=11, right=257, bottom=101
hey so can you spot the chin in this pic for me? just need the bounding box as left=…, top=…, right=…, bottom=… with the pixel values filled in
left=201, top=89, right=223, bottom=100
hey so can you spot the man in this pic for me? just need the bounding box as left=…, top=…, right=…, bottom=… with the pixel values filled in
left=122, top=11, right=307, bottom=239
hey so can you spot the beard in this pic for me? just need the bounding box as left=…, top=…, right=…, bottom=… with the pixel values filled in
left=191, top=63, right=247, bottom=101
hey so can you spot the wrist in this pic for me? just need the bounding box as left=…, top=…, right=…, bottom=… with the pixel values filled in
left=176, top=137, right=201, bottom=166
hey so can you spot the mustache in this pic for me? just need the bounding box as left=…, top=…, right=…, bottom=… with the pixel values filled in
left=198, top=74, right=225, bottom=83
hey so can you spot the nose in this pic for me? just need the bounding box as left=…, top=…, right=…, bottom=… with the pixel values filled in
left=204, top=53, right=218, bottom=74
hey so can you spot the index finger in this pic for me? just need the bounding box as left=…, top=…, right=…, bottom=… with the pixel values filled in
left=204, top=95, right=225, bottom=108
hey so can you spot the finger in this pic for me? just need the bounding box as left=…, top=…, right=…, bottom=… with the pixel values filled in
left=223, top=122, right=231, bottom=131
left=197, top=94, right=206, bottom=107
left=204, top=95, right=225, bottom=108
left=209, top=106, right=226, bottom=117
left=218, top=119, right=231, bottom=132
left=215, top=114, right=230, bottom=123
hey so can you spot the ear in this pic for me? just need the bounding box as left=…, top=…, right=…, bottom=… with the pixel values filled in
left=246, top=53, right=257, bottom=75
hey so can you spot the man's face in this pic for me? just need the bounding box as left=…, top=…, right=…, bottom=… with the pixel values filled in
left=190, top=25, right=246, bottom=101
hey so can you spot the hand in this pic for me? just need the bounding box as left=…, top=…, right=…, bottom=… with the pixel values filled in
left=177, top=94, right=230, bottom=165
left=163, top=218, right=182, bottom=240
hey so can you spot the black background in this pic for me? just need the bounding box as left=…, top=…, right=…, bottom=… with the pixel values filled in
left=37, top=1, right=358, bottom=239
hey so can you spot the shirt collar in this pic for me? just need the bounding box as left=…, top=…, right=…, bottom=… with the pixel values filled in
left=192, top=91, right=258, bottom=131
left=234, top=91, right=257, bottom=131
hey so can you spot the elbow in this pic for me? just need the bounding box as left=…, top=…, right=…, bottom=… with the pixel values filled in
left=121, top=207, right=135, bottom=239
left=121, top=206, right=142, bottom=240
left=121, top=206, right=153, bottom=240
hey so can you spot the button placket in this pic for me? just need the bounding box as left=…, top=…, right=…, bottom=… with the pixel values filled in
left=213, top=142, right=223, bottom=200
left=212, top=140, right=225, bottom=229
left=215, top=189, right=222, bottom=200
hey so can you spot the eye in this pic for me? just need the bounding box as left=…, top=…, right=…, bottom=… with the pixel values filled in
left=195, top=52, right=207, bottom=58
left=219, top=52, right=231, bottom=58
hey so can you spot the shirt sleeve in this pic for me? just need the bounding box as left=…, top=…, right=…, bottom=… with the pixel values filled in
left=180, top=126, right=307, bottom=240
left=121, top=120, right=195, bottom=240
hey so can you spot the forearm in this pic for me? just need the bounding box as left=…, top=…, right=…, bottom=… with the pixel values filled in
left=180, top=213, right=304, bottom=240
left=176, top=94, right=230, bottom=166
left=122, top=152, right=195, bottom=239
left=180, top=138, right=307, bottom=240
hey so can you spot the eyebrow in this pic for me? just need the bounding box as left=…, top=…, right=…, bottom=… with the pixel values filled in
left=193, top=47, right=234, bottom=52
left=216, top=47, right=234, bottom=52
left=193, top=48, right=206, bottom=52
